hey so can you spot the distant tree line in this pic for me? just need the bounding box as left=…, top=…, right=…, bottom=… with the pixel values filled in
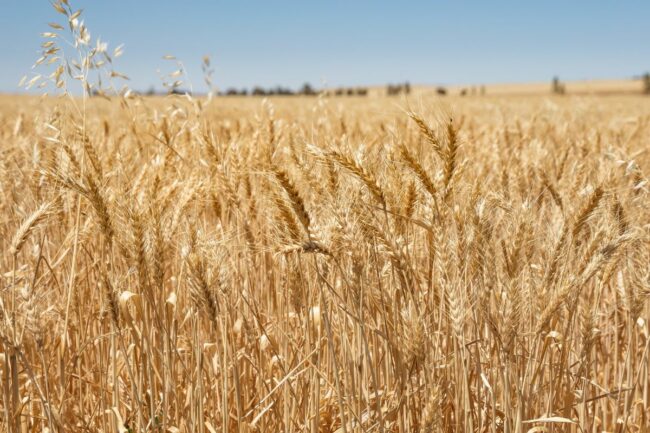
left=324, top=87, right=369, bottom=97
left=386, top=82, right=411, bottom=96
left=386, top=83, right=488, bottom=97
left=97, top=74, right=650, bottom=98
left=220, top=83, right=321, bottom=97
left=220, top=83, right=372, bottom=97
left=244, top=83, right=319, bottom=96
left=134, top=83, right=324, bottom=97
left=457, top=86, right=486, bottom=96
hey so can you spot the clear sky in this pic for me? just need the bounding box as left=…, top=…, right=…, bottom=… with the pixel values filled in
left=2, top=1, right=649, bottom=93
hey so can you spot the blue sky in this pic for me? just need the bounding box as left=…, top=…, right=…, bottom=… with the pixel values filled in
left=1, top=1, right=649, bottom=93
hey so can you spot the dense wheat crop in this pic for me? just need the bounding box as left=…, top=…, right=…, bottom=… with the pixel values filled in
left=2, top=82, right=650, bottom=433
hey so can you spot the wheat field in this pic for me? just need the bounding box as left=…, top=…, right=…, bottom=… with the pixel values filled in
left=2, top=3, right=650, bottom=432
left=1, top=91, right=650, bottom=433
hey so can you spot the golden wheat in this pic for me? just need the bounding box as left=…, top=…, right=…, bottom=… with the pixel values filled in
left=1, top=7, right=650, bottom=432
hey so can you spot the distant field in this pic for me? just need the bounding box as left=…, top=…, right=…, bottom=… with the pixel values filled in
left=2, top=92, right=650, bottom=433
left=355, top=78, right=647, bottom=97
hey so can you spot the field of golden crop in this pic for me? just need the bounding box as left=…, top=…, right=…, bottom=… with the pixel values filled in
left=1, top=92, right=650, bottom=433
